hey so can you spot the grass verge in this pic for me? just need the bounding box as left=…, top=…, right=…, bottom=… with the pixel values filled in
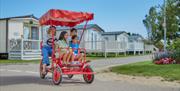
left=111, top=61, right=180, bottom=81
left=0, top=60, right=39, bottom=64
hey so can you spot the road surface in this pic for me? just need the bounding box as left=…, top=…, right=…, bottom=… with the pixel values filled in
left=0, top=55, right=179, bottom=91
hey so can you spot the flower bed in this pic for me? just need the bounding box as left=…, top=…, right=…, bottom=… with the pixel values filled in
left=153, top=51, right=179, bottom=64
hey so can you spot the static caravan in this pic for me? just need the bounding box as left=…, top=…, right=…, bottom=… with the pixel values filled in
left=56, top=24, right=105, bottom=52
left=0, top=15, right=42, bottom=60
left=144, top=44, right=156, bottom=53
left=128, top=34, right=144, bottom=55
left=102, top=31, right=129, bottom=55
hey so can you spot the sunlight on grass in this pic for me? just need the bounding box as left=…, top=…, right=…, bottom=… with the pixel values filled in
left=0, top=60, right=40, bottom=64
left=111, top=61, right=180, bottom=81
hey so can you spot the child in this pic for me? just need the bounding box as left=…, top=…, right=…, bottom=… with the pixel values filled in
left=70, top=28, right=78, bottom=37
left=68, top=28, right=80, bottom=44
left=56, top=31, right=73, bottom=64
left=70, top=35, right=83, bottom=63
left=42, top=26, right=56, bottom=75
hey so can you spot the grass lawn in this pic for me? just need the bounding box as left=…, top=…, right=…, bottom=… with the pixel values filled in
left=0, top=60, right=40, bottom=64
left=111, top=61, right=180, bottom=81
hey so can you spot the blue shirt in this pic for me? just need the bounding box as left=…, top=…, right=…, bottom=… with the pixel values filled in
left=70, top=43, right=79, bottom=55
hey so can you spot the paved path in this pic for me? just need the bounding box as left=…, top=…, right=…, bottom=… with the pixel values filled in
left=0, top=55, right=180, bottom=91
left=91, top=55, right=152, bottom=68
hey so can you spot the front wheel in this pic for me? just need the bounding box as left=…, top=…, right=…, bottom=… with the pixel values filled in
left=83, top=66, right=94, bottom=84
left=52, top=66, right=62, bottom=85
left=40, top=60, right=45, bottom=79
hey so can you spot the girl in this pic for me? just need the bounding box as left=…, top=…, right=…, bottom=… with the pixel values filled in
left=56, top=31, right=73, bottom=64
left=70, top=35, right=83, bottom=63
left=42, top=26, right=56, bottom=75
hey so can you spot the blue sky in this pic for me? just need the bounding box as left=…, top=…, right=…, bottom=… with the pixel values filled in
left=0, top=0, right=163, bottom=38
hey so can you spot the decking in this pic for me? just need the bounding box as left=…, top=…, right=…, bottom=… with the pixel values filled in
left=9, top=39, right=41, bottom=60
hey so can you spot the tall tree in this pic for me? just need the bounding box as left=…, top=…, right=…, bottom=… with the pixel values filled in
left=143, top=7, right=160, bottom=44
left=143, top=0, right=180, bottom=45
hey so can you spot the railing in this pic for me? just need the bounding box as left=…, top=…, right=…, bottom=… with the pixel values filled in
left=144, top=44, right=154, bottom=51
left=80, top=41, right=105, bottom=52
left=9, top=39, right=148, bottom=53
left=9, top=39, right=22, bottom=51
left=80, top=41, right=127, bottom=53
left=9, top=38, right=42, bottom=60
left=23, top=39, right=41, bottom=51
left=128, top=42, right=144, bottom=51
left=9, top=39, right=41, bottom=51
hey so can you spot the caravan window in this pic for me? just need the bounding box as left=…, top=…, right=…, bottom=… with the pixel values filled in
left=31, top=26, right=39, bottom=40
left=104, top=37, right=109, bottom=41
left=23, top=26, right=30, bottom=39
left=23, top=24, right=39, bottom=40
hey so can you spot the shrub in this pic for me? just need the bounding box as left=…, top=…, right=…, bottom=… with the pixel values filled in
left=167, top=38, right=180, bottom=50
left=171, top=49, right=180, bottom=64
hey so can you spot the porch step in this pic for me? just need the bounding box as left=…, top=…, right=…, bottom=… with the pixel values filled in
left=23, top=51, right=41, bottom=57
left=23, top=55, right=41, bottom=58
left=9, top=51, right=42, bottom=60
left=23, top=52, right=41, bottom=55
left=9, top=56, right=21, bottom=60
left=9, top=51, right=21, bottom=58
left=22, top=55, right=42, bottom=60
left=22, top=57, right=41, bottom=60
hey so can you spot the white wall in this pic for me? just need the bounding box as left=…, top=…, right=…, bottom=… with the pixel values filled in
left=9, top=20, right=23, bottom=39
left=0, top=20, right=7, bottom=53
left=117, top=33, right=129, bottom=50
left=135, top=38, right=144, bottom=50
left=103, top=35, right=115, bottom=41
left=84, top=28, right=102, bottom=50
left=128, top=37, right=144, bottom=51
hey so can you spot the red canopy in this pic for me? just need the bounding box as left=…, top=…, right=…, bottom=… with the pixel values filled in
left=39, top=9, right=94, bottom=27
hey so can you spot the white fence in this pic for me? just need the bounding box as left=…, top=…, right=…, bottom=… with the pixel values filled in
left=144, top=44, right=155, bottom=52
left=80, top=41, right=105, bottom=52
left=9, top=39, right=41, bottom=60
left=128, top=42, right=144, bottom=51
left=8, top=39, right=153, bottom=59
left=80, top=41, right=127, bottom=57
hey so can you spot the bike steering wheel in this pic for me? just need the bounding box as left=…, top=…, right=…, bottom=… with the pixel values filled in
left=46, top=38, right=57, bottom=46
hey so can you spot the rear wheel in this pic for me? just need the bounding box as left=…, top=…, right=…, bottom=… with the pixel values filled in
left=67, top=74, right=74, bottom=79
left=40, top=60, right=45, bottom=79
left=83, top=66, right=94, bottom=84
left=52, top=66, right=62, bottom=85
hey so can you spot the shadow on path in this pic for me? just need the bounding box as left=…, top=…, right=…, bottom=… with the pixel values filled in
left=0, top=76, right=88, bottom=86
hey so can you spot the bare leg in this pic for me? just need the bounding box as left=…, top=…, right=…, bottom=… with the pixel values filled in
left=63, top=54, right=67, bottom=64
left=71, top=53, right=74, bottom=63
left=66, top=52, right=73, bottom=63
left=42, top=64, right=46, bottom=74
left=78, top=54, right=83, bottom=62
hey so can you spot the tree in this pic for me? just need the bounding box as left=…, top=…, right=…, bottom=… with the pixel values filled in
left=143, top=0, right=180, bottom=46
left=165, top=0, right=179, bottom=42
left=143, top=7, right=160, bottom=44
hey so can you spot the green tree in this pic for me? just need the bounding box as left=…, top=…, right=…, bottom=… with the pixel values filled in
left=165, top=0, right=179, bottom=42
left=143, top=7, right=159, bottom=44
left=143, top=0, right=180, bottom=47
